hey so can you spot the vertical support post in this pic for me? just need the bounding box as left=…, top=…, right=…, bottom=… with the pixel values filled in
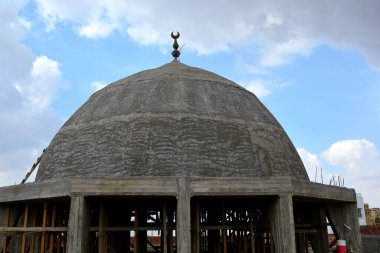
left=49, top=205, right=56, bottom=253
left=162, top=202, right=168, bottom=253
left=269, top=195, right=296, bottom=253
left=98, top=201, right=107, bottom=253
left=134, top=206, right=139, bottom=253
left=249, top=212, right=255, bottom=253
left=30, top=206, right=37, bottom=253
left=222, top=206, right=227, bottom=253
left=67, top=195, right=88, bottom=253
left=318, top=208, right=328, bottom=253
left=40, top=203, right=48, bottom=253
left=21, top=204, right=29, bottom=253
left=177, top=177, right=191, bottom=253
left=2, top=205, right=10, bottom=253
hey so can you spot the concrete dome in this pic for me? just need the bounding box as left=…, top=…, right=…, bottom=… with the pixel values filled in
left=36, top=61, right=309, bottom=181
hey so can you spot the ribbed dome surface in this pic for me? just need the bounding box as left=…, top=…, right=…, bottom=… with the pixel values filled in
left=36, top=61, right=309, bottom=181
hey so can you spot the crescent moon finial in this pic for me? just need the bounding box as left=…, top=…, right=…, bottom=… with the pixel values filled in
left=171, top=31, right=180, bottom=39
left=171, top=31, right=181, bottom=61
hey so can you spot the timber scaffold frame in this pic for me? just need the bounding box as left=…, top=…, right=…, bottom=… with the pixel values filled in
left=0, top=199, right=69, bottom=253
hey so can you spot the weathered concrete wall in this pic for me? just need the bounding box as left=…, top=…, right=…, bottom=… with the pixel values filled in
left=327, top=202, right=362, bottom=252
left=270, top=194, right=296, bottom=253
left=362, top=235, right=380, bottom=253
left=67, top=195, right=88, bottom=252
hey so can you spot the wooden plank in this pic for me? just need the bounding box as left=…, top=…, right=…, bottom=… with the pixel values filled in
left=98, top=202, right=107, bottom=253
left=21, top=204, right=29, bottom=253
left=134, top=206, right=139, bottom=253
left=249, top=213, right=255, bottom=253
left=244, top=230, right=248, bottom=253
left=57, top=208, right=62, bottom=253
left=319, top=208, right=328, bottom=253
left=49, top=205, right=56, bottom=253
left=162, top=202, right=167, bottom=253
left=222, top=207, right=227, bottom=253
left=40, top=203, right=48, bottom=253
left=30, top=207, right=37, bottom=253
left=2, top=206, right=10, bottom=253
left=0, top=227, right=68, bottom=233
left=195, top=202, right=200, bottom=253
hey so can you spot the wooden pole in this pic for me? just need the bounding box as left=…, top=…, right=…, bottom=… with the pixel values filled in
left=30, top=206, right=37, bottom=253
left=98, top=202, right=107, bottom=253
left=134, top=206, right=139, bottom=253
left=162, top=202, right=168, bottom=253
left=222, top=206, right=227, bottom=253
left=195, top=202, right=200, bottom=253
left=57, top=207, right=62, bottom=253
left=21, top=204, right=29, bottom=253
left=49, top=205, right=56, bottom=253
left=2, top=206, right=10, bottom=253
left=40, top=203, right=48, bottom=253
left=249, top=213, right=255, bottom=253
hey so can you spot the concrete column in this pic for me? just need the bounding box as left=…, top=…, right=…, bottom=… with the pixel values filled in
left=177, top=177, right=191, bottom=253
left=270, top=194, right=296, bottom=253
left=67, top=195, right=88, bottom=253
left=326, top=202, right=362, bottom=253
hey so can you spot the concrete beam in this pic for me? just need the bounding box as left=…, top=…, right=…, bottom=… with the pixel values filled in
left=292, top=179, right=357, bottom=202
left=0, top=181, right=70, bottom=202
left=190, top=177, right=293, bottom=195
left=70, top=177, right=178, bottom=196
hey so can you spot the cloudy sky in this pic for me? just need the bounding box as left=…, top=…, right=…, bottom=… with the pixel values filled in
left=1, top=0, right=380, bottom=207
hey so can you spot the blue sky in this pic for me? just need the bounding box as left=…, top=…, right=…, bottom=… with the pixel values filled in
left=1, top=0, right=380, bottom=207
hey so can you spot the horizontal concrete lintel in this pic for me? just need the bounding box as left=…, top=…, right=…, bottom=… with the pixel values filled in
left=189, top=176, right=293, bottom=195
left=0, top=181, right=71, bottom=203
left=291, top=179, right=357, bottom=202
left=0, top=177, right=357, bottom=203
left=70, top=178, right=178, bottom=196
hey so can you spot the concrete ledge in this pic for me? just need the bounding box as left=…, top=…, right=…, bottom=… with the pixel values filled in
left=291, top=179, right=357, bottom=202
left=0, top=176, right=357, bottom=203
left=0, top=180, right=71, bottom=202
left=189, top=176, right=293, bottom=196
left=70, top=177, right=178, bottom=196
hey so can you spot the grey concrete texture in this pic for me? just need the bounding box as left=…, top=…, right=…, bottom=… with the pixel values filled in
left=361, top=235, right=380, bottom=253
left=36, top=61, right=308, bottom=181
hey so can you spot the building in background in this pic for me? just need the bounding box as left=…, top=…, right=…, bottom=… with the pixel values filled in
left=364, top=204, right=380, bottom=225
left=356, top=193, right=366, bottom=225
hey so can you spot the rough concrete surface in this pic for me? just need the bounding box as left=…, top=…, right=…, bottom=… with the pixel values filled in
left=36, top=61, right=307, bottom=182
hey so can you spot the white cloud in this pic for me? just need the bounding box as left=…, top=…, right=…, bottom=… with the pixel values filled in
left=323, top=139, right=379, bottom=179
left=260, top=39, right=315, bottom=67
left=91, top=81, right=107, bottom=91
left=78, top=21, right=117, bottom=38
left=241, top=78, right=291, bottom=98
left=242, top=79, right=272, bottom=98
left=15, top=56, right=65, bottom=110
left=0, top=2, right=65, bottom=187
left=322, top=139, right=380, bottom=207
left=297, top=147, right=322, bottom=181
left=235, top=57, right=269, bottom=75
left=34, top=0, right=380, bottom=69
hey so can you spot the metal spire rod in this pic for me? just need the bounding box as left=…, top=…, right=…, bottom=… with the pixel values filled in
left=171, top=32, right=180, bottom=61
